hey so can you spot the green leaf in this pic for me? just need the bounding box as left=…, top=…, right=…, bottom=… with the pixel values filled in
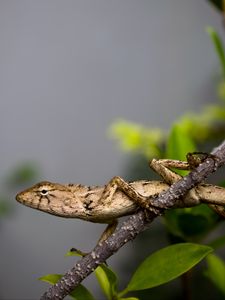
left=166, top=123, right=196, bottom=161
left=205, top=254, right=225, bottom=295
left=164, top=204, right=219, bottom=241
left=166, top=123, right=196, bottom=176
left=207, top=27, right=225, bottom=78
left=124, top=243, right=212, bottom=292
left=94, top=264, right=118, bottom=300
left=39, top=274, right=96, bottom=300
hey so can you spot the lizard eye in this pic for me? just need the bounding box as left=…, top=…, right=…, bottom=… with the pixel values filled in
left=40, top=189, right=49, bottom=196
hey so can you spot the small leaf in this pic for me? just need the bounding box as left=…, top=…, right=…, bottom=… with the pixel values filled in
left=205, top=254, right=225, bottom=295
left=124, top=243, right=212, bottom=292
left=94, top=264, right=118, bottom=300
left=39, top=273, right=62, bottom=284
left=39, top=274, right=96, bottom=300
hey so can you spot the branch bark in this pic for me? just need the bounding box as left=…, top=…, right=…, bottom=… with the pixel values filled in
left=41, top=140, right=225, bottom=300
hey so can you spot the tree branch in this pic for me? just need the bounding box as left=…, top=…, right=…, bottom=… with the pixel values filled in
left=41, top=140, right=225, bottom=300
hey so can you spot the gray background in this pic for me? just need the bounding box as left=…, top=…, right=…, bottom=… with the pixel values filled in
left=0, top=1, right=224, bottom=299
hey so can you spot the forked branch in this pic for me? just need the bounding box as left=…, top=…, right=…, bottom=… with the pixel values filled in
left=41, top=140, right=225, bottom=300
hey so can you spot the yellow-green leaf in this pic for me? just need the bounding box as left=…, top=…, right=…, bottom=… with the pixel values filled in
left=95, top=264, right=118, bottom=300
left=39, top=273, right=62, bottom=284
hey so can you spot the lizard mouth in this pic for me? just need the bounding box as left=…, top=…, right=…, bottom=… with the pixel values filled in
left=15, top=191, right=31, bottom=205
left=15, top=192, right=23, bottom=203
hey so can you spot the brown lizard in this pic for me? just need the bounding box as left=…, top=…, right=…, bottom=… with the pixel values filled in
left=16, top=156, right=225, bottom=241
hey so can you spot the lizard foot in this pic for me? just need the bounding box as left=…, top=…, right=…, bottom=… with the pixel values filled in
left=186, top=152, right=218, bottom=169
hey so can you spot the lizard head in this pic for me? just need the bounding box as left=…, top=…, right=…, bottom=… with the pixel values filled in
left=16, top=181, right=74, bottom=217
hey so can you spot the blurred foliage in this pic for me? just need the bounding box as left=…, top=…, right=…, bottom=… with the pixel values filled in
left=41, top=244, right=212, bottom=300
left=6, top=162, right=38, bottom=187
left=207, top=27, right=225, bottom=77
left=164, top=205, right=220, bottom=242
left=109, top=120, right=164, bottom=158
left=110, top=28, right=225, bottom=159
left=0, top=162, right=38, bottom=218
left=0, top=197, right=10, bottom=216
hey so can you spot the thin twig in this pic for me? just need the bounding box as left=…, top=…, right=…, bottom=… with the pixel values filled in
left=41, top=140, right=225, bottom=300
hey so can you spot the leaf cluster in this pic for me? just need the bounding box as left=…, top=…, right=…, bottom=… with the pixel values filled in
left=40, top=243, right=225, bottom=300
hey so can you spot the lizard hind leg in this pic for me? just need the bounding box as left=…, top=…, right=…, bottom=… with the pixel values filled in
left=149, top=152, right=217, bottom=184
left=149, top=158, right=188, bottom=184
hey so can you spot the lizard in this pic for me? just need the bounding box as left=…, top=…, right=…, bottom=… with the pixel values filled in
left=16, top=154, right=225, bottom=242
